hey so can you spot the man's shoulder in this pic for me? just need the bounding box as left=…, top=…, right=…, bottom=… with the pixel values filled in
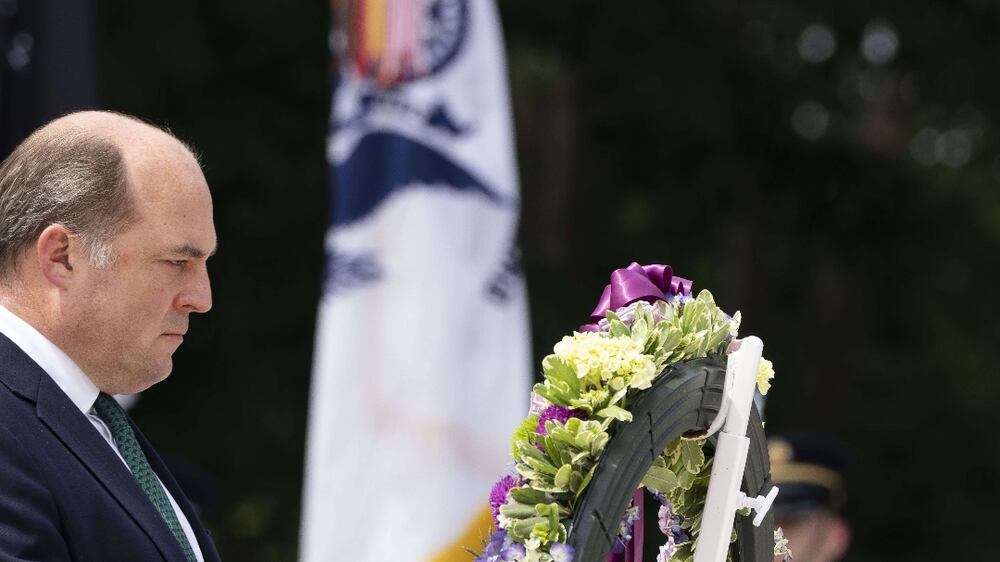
left=0, top=379, right=72, bottom=560
left=0, top=373, right=42, bottom=452
left=0, top=404, right=31, bottom=448
left=0, top=332, right=44, bottom=402
left=0, top=390, right=44, bottom=478
left=0, top=342, right=49, bottom=467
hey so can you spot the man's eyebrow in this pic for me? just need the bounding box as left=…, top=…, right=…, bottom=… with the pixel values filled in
left=170, top=243, right=218, bottom=259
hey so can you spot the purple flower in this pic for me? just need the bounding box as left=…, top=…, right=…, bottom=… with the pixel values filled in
left=612, top=504, right=641, bottom=553
left=485, top=530, right=507, bottom=556
left=500, top=542, right=525, bottom=561
left=610, top=536, right=627, bottom=555
left=657, top=500, right=690, bottom=545
left=549, top=542, right=575, bottom=562
left=478, top=529, right=526, bottom=562
left=489, top=476, right=521, bottom=527
left=536, top=405, right=587, bottom=435
left=657, top=503, right=674, bottom=536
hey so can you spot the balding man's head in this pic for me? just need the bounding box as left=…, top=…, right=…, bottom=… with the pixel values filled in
left=0, top=111, right=197, bottom=280
left=0, top=110, right=215, bottom=394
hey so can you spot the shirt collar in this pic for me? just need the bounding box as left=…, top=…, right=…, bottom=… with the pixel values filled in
left=0, top=304, right=100, bottom=414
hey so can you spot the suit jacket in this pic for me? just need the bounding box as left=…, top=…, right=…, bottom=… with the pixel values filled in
left=0, top=334, right=221, bottom=561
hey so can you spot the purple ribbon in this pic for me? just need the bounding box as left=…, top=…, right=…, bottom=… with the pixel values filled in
left=628, top=488, right=644, bottom=562
left=580, top=263, right=693, bottom=332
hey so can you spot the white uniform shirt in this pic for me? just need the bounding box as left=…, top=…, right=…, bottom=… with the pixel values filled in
left=0, top=304, right=204, bottom=561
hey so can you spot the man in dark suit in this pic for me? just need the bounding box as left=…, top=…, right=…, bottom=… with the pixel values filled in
left=0, top=111, right=220, bottom=561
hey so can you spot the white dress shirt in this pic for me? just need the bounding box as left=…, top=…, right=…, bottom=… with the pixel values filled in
left=0, top=304, right=204, bottom=561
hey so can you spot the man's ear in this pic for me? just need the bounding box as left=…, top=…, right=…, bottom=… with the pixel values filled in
left=37, top=224, right=76, bottom=288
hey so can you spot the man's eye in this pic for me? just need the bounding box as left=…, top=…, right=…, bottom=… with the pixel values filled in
left=166, top=260, right=187, bottom=268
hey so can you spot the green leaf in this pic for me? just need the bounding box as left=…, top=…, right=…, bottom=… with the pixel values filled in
left=660, top=325, right=681, bottom=352
left=529, top=480, right=568, bottom=493
left=569, top=469, right=584, bottom=493
left=531, top=381, right=563, bottom=408
left=554, top=464, right=572, bottom=488
left=703, top=323, right=730, bottom=354
left=607, top=376, right=626, bottom=392
left=676, top=466, right=699, bottom=491
left=512, top=464, right=545, bottom=483
left=542, top=355, right=580, bottom=394
left=509, top=487, right=547, bottom=505
left=590, top=432, right=609, bottom=456
left=609, top=318, right=630, bottom=337
left=680, top=439, right=706, bottom=473
left=577, top=464, right=599, bottom=497
left=518, top=441, right=549, bottom=464
left=630, top=316, right=648, bottom=342
left=665, top=438, right=683, bottom=464
left=534, top=502, right=560, bottom=517
left=641, top=464, right=679, bottom=493
left=499, top=502, right=536, bottom=519
left=568, top=385, right=613, bottom=414
left=729, top=311, right=742, bottom=338
left=523, top=454, right=558, bottom=476
left=607, top=385, right=629, bottom=409
left=510, top=414, right=540, bottom=460
left=547, top=437, right=567, bottom=463
left=595, top=404, right=633, bottom=422
left=508, top=516, right=546, bottom=539
left=655, top=300, right=672, bottom=321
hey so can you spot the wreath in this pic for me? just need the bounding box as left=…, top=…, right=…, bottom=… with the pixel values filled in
left=473, top=263, right=790, bottom=562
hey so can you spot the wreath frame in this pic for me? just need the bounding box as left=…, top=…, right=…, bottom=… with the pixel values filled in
left=566, top=357, right=774, bottom=562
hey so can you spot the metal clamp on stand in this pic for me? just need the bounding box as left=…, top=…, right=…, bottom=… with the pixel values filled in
left=738, top=485, right=780, bottom=527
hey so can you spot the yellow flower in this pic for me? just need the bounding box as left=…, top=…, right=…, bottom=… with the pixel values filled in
left=756, top=358, right=775, bottom=395
left=553, top=332, right=657, bottom=390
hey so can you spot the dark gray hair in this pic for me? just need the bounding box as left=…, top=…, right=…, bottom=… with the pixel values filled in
left=0, top=128, right=136, bottom=279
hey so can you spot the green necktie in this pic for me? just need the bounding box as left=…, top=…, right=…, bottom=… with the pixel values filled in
left=93, top=393, right=197, bottom=562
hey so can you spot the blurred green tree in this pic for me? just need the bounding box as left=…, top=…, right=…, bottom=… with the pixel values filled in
left=97, top=0, right=1000, bottom=559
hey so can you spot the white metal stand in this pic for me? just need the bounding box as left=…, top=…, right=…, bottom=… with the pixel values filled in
left=692, top=336, right=778, bottom=562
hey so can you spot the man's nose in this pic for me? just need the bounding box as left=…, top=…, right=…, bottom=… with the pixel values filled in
left=177, top=263, right=212, bottom=313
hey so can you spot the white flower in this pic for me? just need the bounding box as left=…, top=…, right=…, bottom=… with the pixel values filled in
left=528, top=392, right=550, bottom=415
left=497, top=512, right=512, bottom=530
left=524, top=550, right=543, bottom=562
left=774, top=527, right=793, bottom=561
left=595, top=301, right=645, bottom=331
left=656, top=538, right=678, bottom=562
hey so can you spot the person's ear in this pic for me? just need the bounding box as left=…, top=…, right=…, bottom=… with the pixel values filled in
left=37, top=224, right=76, bottom=289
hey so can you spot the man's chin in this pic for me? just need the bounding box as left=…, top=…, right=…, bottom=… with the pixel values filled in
left=112, top=360, right=173, bottom=395
left=148, top=358, right=174, bottom=387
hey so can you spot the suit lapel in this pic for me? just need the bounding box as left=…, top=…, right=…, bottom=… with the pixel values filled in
left=35, top=376, right=189, bottom=562
left=136, top=426, right=221, bottom=562
left=0, top=336, right=187, bottom=562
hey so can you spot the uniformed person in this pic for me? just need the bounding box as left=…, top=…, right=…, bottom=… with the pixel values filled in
left=770, top=434, right=852, bottom=562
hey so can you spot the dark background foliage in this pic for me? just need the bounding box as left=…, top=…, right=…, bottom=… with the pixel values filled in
left=19, top=0, right=998, bottom=559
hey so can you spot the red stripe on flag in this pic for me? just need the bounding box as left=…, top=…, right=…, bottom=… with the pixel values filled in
left=354, top=0, right=368, bottom=74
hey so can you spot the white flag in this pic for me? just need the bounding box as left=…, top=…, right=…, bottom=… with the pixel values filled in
left=300, top=1, right=530, bottom=561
